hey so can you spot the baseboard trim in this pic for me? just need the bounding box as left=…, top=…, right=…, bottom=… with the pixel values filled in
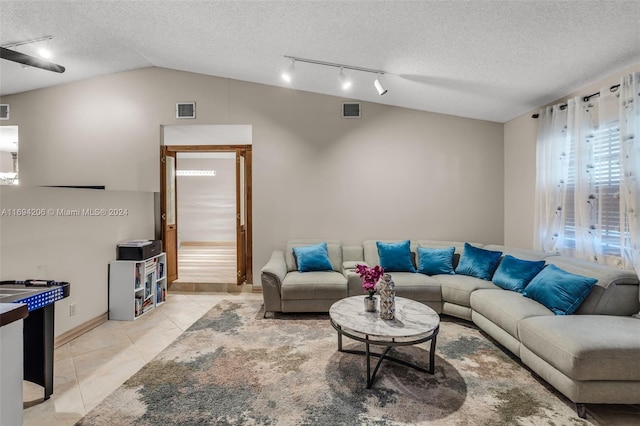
left=252, top=285, right=262, bottom=293
left=54, top=313, right=108, bottom=349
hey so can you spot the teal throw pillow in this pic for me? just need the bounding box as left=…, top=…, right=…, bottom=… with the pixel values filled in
left=492, top=255, right=546, bottom=293
left=292, top=242, right=333, bottom=272
left=417, top=246, right=455, bottom=275
left=455, top=243, right=502, bottom=280
left=376, top=240, right=416, bottom=272
left=523, top=264, right=597, bottom=315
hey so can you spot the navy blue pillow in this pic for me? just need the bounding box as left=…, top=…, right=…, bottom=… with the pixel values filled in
left=523, top=264, right=597, bottom=315
left=417, top=246, right=455, bottom=275
left=376, top=240, right=416, bottom=272
left=492, top=255, right=546, bottom=293
left=455, top=243, right=502, bottom=280
left=292, top=243, right=333, bottom=272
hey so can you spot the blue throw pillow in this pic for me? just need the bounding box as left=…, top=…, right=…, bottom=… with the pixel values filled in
left=455, top=243, right=502, bottom=280
left=417, top=246, right=455, bottom=275
left=376, top=240, right=416, bottom=272
left=292, top=243, right=333, bottom=272
left=523, top=264, right=597, bottom=315
left=492, top=255, right=546, bottom=293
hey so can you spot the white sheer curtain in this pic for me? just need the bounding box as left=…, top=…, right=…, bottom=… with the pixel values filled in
left=568, top=86, right=621, bottom=266
left=619, top=72, right=640, bottom=283
left=533, top=104, right=570, bottom=253
left=535, top=72, right=640, bottom=280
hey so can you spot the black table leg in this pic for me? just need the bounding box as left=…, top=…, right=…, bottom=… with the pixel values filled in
left=429, top=333, right=437, bottom=374
left=23, top=304, right=54, bottom=400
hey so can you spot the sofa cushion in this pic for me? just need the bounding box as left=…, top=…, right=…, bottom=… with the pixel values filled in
left=385, top=272, right=441, bottom=302
left=470, top=289, right=553, bottom=339
left=285, top=239, right=342, bottom=273
left=518, top=315, right=640, bottom=381
left=545, top=256, right=640, bottom=315
left=455, top=243, right=502, bottom=280
left=417, top=246, right=455, bottom=275
left=492, top=255, right=546, bottom=293
left=523, top=264, right=597, bottom=315
left=437, top=274, right=499, bottom=307
left=376, top=240, right=416, bottom=272
left=292, top=242, right=333, bottom=272
left=281, top=271, right=347, bottom=300
left=414, top=240, right=466, bottom=269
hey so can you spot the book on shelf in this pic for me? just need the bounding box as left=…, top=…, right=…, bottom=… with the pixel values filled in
left=156, top=283, right=166, bottom=303
left=142, top=296, right=154, bottom=313
left=134, top=296, right=143, bottom=317
left=134, top=263, right=142, bottom=289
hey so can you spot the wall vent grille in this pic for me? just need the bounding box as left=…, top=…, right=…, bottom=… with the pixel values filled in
left=341, top=102, right=361, bottom=119
left=176, top=102, right=196, bottom=119
left=0, top=104, right=9, bottom=120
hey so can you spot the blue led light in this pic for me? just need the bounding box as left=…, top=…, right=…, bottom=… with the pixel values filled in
left=16, top=288, right=64, bottom=311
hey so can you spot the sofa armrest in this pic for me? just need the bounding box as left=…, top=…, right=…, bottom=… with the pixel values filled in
left=261, top=250, right=287, bottom=314
left=342, top=260, right=367, bottom=273
left=346, top=269, right=367, bottom=297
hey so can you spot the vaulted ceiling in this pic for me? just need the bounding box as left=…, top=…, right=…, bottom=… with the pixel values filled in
left=1, top=0, right=639, bottom=123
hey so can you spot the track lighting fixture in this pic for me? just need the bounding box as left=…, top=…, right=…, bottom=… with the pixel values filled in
left=374, top=74, right=387, bottom=96
left=338, top=67, right=352, bottom=90
left=1, top=35, right=65, bottom=73
left=282, top=55, right=388, bottom=95
left=281, top=59, right=295, bottom=83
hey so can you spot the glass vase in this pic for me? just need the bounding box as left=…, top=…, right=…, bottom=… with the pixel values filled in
left=378, top=273, right=395, bottom=320
left=364, top=296, right=377, bottom=312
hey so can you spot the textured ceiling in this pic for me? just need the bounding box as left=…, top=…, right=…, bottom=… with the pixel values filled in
left=1, top=0, right=639, bottom=123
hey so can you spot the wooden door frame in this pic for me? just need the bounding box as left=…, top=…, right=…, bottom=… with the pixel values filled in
left=161, top=144, right=253, bottom=284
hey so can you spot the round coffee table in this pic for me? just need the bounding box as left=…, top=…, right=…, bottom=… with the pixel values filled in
left=329, top=295, right=440, bottom=388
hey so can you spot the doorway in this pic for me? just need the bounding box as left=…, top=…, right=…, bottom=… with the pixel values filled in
left=0, top=126, right=19, bottom=185
left=160, top=145, right=252, bottom=291
left=176, top=152, right=237, bottom=286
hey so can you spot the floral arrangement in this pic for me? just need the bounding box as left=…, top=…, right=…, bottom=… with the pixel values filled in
left=354, top=264, right=385, bottom=299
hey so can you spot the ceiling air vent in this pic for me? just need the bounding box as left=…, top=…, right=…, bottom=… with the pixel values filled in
left=176, top=102, right=196, bottom=119
left=341, top=102, right=361, bottom=119
left=0, top=104, right=9, bottom=120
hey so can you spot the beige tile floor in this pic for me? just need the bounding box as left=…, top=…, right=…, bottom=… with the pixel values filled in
left=22, top=289, right=640, bottom=426
left=23, top=288, right=262, bottom=426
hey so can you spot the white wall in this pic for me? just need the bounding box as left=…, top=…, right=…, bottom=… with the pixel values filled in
left=0, top=186, right=154, bottom=335
left=177, top=156, right=236, bottom=243
left=0, top=151, right=13, bottom=172
left=0, top=67, right=504, bottom=324
left=503, top=64, right=640, bottom=249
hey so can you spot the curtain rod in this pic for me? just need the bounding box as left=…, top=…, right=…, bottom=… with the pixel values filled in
left=531, top=84, right=621, bottom=119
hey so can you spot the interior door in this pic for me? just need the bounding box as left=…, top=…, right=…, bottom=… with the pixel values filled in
left=161, top=147, right=178, bottom=283
left=236, top=149, right=247, bottom=285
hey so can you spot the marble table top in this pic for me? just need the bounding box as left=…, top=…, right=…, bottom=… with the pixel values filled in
left=329, top=295, right=440, bottom=342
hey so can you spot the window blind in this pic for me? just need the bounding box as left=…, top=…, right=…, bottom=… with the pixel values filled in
left=564, top=121, right=622, bottom=256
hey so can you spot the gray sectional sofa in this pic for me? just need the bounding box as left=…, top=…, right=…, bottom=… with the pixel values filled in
left=261, top=239, right=640, bottom=417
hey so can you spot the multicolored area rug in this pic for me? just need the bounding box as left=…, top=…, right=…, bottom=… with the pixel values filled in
left=77, top=300, right=591, bottom=425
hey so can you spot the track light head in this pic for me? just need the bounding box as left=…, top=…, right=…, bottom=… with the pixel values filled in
left=281, top=59, right=295, bottom=83
left=374, top=75, right=387, bottom=96
left=338, top=67, right=352, bottom=90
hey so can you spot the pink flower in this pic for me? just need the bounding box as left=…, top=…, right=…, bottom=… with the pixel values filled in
left=355, top=264, right=385, bottom=298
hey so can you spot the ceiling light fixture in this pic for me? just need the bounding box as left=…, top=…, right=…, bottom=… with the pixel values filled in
left=283, top=55, right=388, bottom=95
left=338, top=67, right=352, bottom=91
left=38, top=39, right=52, bottom=59
left=281, top=59, right=295, bottom=83
left=1, top=35, right=65, bottom=73
left=374, top=74, right=387, bottom=96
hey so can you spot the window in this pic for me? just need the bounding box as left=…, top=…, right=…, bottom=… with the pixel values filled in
left=563, top=121, right=622, bottom=255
